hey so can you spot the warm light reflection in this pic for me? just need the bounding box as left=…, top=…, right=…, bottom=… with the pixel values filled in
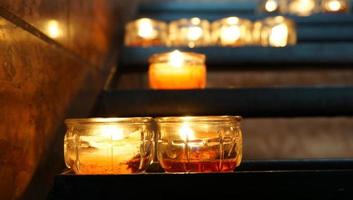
left=99, top=126, right=124, bottom=141
left=269, top=23, right=289, bottom=47
left=47, top=20, right=62, bottom=39
left=137, top=18, right=157, bottom=39
left=265, top=0, right=279, bottom=12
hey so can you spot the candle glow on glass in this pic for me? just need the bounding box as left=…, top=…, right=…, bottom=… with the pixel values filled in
left=148, top=50, right=206, bottom=89
left=269, top=23, right=289, bottom=47
left=179, top=123, right=196, bottom=141
left=137, top=18, right=158, bottom=39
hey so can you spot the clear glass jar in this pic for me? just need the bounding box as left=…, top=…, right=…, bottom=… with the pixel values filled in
left=148, top=50, right=207, bottom=89
left=211, top=17, right=253, bottom=47
left=156, top=116, right=242, bottom=173
left=321, top=0, right=349, bottom=13
left=124, top=18, right=168, bottom=47
left=168, top=18, right=211, bottom=48
left=64, top=117, right=154, bottom=174
left=253, top=16, right=297, bottom=47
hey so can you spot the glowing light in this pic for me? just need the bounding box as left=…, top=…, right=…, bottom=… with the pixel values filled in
left=327, top=0, right=342, bottom=11
left=226, top=17, right=239, bottom=24
left=289, top=0, right=316, bottom=15
left=265, top=0, right=279, bottom=12
left=269, top=23, right=288, bottom=47
left=179, top=123, right=195, bottom=140
left=191, top=17, right=201, bottom=25
left=168, top=50, right=184, bottom=68
left=100, top=126, right=124, bottom=141
left=47, top=20, right=62, bottom=39
left=137, top=18, right=157, bottom=39
left=220, top=26, right=241, bottom=44
left=187, top=26, right=203, bottom=41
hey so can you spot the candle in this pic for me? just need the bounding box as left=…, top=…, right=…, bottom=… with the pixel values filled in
left=258, top=0, right=282, bottom=13
left=64, top=118, right=153, bottom=174
left=46, top=19, right=63, bottom=39
left=148, top=50, right=206, bottom=89
left=156, top=116, right=243, bottom=173
left=253, top=16, right=297, bottom=47
left=322, top=0, right=349, bottom=13
left=211, top=17, right=253, bottom=46
left=125, top=18, right=167, bottom=47
left=287, top=0, right=319, bottom=16
left=168, top=18, right=211, bottom=48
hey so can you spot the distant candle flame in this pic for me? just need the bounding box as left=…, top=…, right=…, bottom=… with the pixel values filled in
left=269, top=23, right=288, bottom=47
left=137, top=18, right=157, bottom=39
left=327, top=0, right=342, bottom=11
left=47, top=20, right=62, bottom=39
left=265, top=0, right=279, bottom=12
left=289, top=0, right=316, bottom=15
left=187, top=26, right=203, bottom=41
left=220, top=26, right=241, bottom=43
left=100, top=126, right=124, bottom=141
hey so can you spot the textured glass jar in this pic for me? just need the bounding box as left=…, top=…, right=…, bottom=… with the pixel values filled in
left=148, top=50, right=206, bottom=89
left=64, top=118, right=154, bottom=174
left=321, top=0, right=349, bottom=13
left=168, top=18, right=211, bottom=48
left=253, top=16, right=297, bottom=47
left=156, top=116, right=242, bottom=173
left=211, top=17, right=253, bottom=47
left=125, top=18, right=168, bottom=47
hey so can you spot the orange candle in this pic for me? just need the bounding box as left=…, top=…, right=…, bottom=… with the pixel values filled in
left=148, top=50, right=206, bottom=89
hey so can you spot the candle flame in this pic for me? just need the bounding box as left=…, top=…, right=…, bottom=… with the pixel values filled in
left=220, top=26, right=241, bottom=44
left=327, top=0, right=342, bottom=11
left=137, top=18, right=157, bottom=39
left=100, top=126, right=124, bottom=141
left=265, top=0, right=278, bottom=12
left=269, top=23, right=288, bottom=47
left=47, top=20, right=62, bottom=39
left=168, top=50, right=184, bottom=68
left=179, top=123, right=195, bottom=141
left=187, top=26, right=203, bottom=41
left=289, top=0, right=316, bottom=15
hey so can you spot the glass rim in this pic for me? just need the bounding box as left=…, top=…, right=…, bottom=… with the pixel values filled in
left=155, top=115, right=242, bottom=123
left=148, top=50, right=206, bottom=64
left=65, top=117, right=153, bottom=125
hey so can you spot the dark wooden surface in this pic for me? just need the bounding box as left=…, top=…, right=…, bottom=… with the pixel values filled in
left=49, top=160, right=353, bottom=200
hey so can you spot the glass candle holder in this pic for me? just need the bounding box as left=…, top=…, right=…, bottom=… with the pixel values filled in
left=321, top=0, right=349, bottom=13
left=211, top=17, right=253, bottom=47
left=64, top=118, right=154, bottom=174
left=148, top=50, right=206, bottom=89
left=156, top=116, right=242, bottom=173
left=285, top=0, right=320, bottom=16
left=258, top=0, right=284, bottom=13
left=168, top=18, right=211, bottom=48
left=253, top=16, right=297, bottom=47
left=125, top=18, right=167, bottom=47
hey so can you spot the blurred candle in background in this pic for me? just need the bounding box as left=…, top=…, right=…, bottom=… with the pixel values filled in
left=287, top=0, right=319, bottom=16
left=258, top=0, right=283, bottom=13
left=125, top=18, right=167, bottom=46
left=253, top=16, right=297, bottom=47
left=148, top=50, right=206, bottom=89
left=211, top=17, right=253, bottom=46
left=168, top=18, right=211, bottom=48
left=322, top=0, right=349, bottom=13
